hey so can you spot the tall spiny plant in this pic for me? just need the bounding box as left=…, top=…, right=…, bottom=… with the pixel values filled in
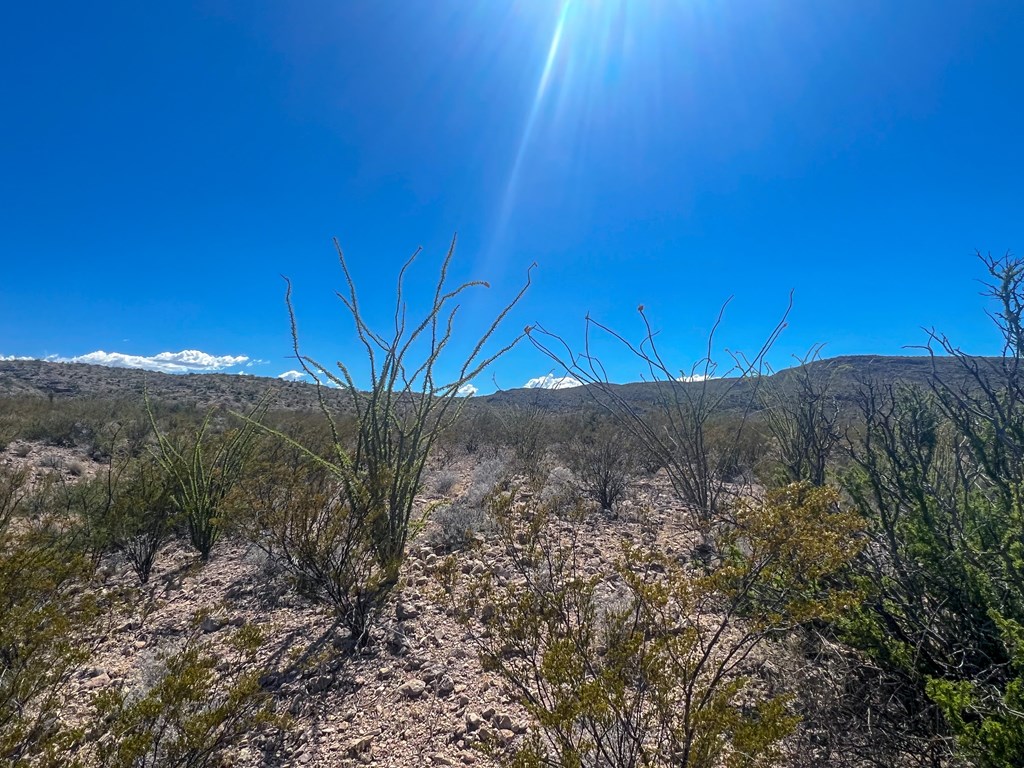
left=529, top=296, right=790, bottom=526
left=260, top=235, right=532, bottom=643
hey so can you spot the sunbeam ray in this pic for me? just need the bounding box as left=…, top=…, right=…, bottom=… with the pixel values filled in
left=490, top=1, right=573, bottom=253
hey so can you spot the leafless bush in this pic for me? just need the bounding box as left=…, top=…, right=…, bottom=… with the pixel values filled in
left=39, top=454, right=62, bottom=470
left=427, top=457, right=509, bottom=552
left=432, top=470, right=458, bottom=496
left=759, top=345, right=843, bottom=486
left=565, top=422, right=635, bottom=514
left=497, top=404, right=550, bottom=477
left=529, top=296, right=790, bottom=528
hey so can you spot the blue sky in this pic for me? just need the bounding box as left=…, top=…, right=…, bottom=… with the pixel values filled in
left=1, top=1, right=1022, bottom=391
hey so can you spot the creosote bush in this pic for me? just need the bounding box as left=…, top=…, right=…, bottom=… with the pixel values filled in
left=445, top=481, right=862, bottom=767
left=255, top=237, right=532, bottom=644
left=0, top=465, right=97, bottom=768
left=92, top=617, right=281, bottom=768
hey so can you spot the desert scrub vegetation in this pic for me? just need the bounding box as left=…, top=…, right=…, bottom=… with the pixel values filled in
left=563, top=414, right=638, bottom=515
left=827, top=252, right=1024, bottom=765
left=427, top=456, right=509, bottom=552
left=757, top=346, right=843, bottom=488
left=0, top=464, right=98, bottom=767
left=496, top=403, right=552, bottom=478
left=529, top=296, right=790, bottom=527
left=147, top=395, right=268, bottom=562
left=445, top=405, right=506, bottom=457
left=91, top=617, right=282, bottom=768
left=104, top=450, right=177, bottom=584
left=0, top=396, right=148, bottom=458
left=0, top=413, right=16, bottom=452
left=3, top=248, right=1024, bottom=766
left=444, top=482, right=862, bottom=767
left=250, top=236, right=532, bottom=645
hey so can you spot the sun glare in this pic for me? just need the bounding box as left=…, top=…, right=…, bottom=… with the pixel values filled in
left=485, top=0, right=682, bottom=263
left=492, top=2, right=573, bottom=245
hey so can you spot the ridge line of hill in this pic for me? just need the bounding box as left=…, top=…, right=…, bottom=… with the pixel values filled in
left=0, top=354, right=1002, bottom=413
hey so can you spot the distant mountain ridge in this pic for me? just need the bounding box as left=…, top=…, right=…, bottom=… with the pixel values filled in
left=0, top=354, right=1002, bottom=413
left=475, top=354, right=1000, bottom=413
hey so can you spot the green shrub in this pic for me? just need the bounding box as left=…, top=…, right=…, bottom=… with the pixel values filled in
left=0, top=413, right=15, bottom=452
left=0, top=465, right=97, bottom=767
left=836, top=253, right=1024, bottom=765
left=108, top=453, right=177, bottom=583
left=927, top=611, right=1024, bottom=768
left=93, top=619, right=281, bottom=768
left=448, top=482, right=860, bottom=767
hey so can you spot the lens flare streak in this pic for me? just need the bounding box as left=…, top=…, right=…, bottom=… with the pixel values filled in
left=493, top=1, right=573, bottom=247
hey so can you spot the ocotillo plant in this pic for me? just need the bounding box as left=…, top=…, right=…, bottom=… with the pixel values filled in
left=529, top=296, right=790, bottom=527
left=261, top=235, right=532, bottom=644
left=147, top=393, right=267, bottom=561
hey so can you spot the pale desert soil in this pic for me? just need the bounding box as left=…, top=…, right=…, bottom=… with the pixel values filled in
left=8, top=445, right=831, bottom=767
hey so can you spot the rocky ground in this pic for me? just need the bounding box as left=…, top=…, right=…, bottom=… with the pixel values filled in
left=7, top=443, right=845, bottom=767
left=21, top=451, right=689, bottom=768
left=1, top=439, right=103, bottom=485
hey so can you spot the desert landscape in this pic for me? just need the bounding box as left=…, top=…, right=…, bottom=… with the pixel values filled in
left=4, top=3, right=1021, bottom=766
left=4, top=253, right=1024, bottom=767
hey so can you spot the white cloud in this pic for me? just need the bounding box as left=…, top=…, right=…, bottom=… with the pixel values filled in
left=676, top=373, right=712, bottom=383
left=277, top=370, right=308, bottom=382
left=0, top=354, right=35, bottom=361
left=456, top=382, right=478, bottom=397
left=523, top=372, right=583, bottom=390
left=58, top=349, right=250, bottom=374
